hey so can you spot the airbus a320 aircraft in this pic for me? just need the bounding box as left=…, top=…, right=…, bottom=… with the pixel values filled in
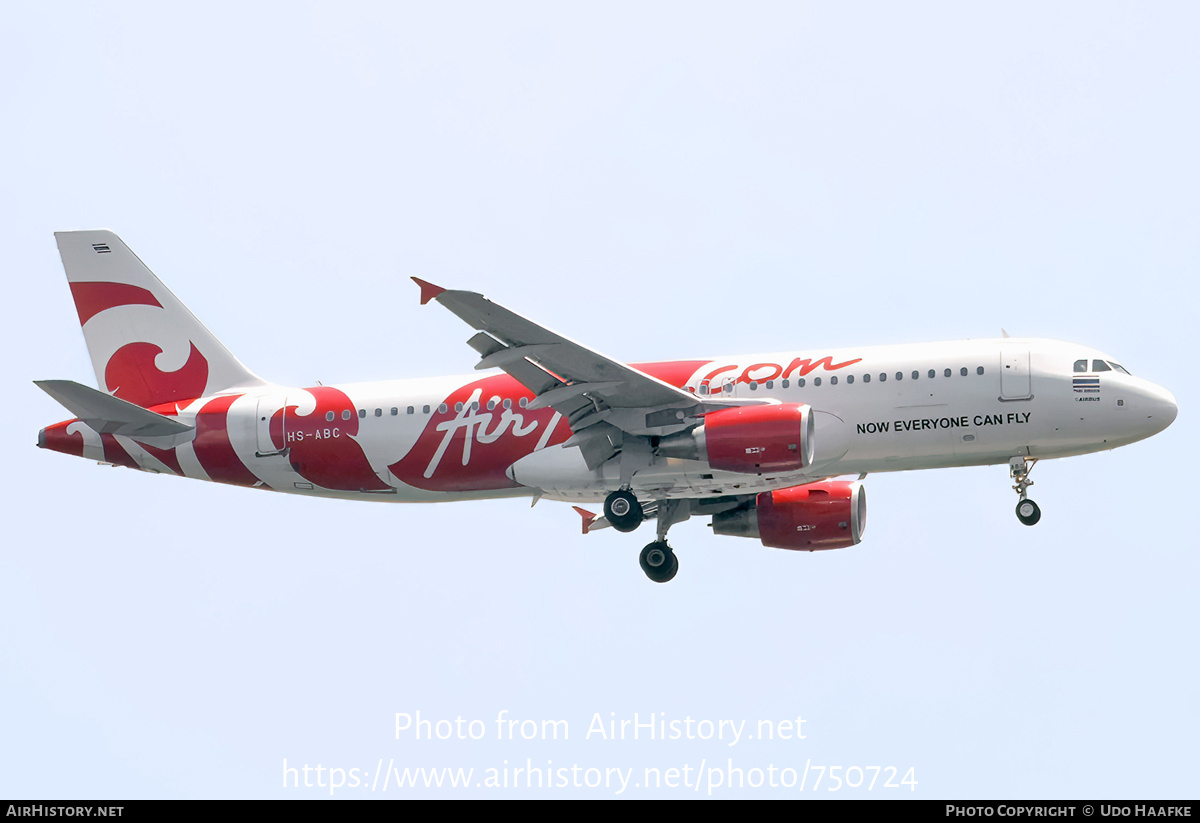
left=37, top=231, right=1177, bottom=582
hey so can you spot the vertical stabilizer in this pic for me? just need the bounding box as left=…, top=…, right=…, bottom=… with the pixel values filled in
left=54, top=230, right=266, bottom=408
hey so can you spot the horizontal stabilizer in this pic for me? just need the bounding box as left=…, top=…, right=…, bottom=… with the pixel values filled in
left=34, top=379, right=194, bottom=438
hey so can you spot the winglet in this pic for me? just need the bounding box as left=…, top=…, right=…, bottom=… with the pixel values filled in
left=573, top=506, right=598, bottom=535
left=411, top=277, right=446, bottom=306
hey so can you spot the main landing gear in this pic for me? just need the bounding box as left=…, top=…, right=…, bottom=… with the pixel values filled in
left=604, top=489, right=643, bottom=533
left=1009, top=456, right=1041, bottom=526
left=639, top=541, right=678, bottom=583
left=603, top=490, right=688, bottom=583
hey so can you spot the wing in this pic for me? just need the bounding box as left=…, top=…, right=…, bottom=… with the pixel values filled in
left=412, top=278, right=764, bottom=469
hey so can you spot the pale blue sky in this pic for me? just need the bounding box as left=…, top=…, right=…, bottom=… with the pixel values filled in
left=3, top=1, right=1196, bottom=798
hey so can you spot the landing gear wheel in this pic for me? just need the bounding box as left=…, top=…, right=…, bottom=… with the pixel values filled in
left=639, top=541, right=678, bottom=583
left=604, top=489, right=643, bottom=533
left=1009, top=457, right=1041, bottom=526
left=1016, top=498, right=1041, bottom=526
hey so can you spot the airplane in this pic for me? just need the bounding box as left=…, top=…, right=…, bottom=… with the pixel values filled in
left=36, top=230, right=1178, bottom=582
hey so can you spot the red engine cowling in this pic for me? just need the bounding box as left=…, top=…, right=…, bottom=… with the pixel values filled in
left=712, top=481, right=866, bottom=551
left=661, top=403, right=814, bottom=474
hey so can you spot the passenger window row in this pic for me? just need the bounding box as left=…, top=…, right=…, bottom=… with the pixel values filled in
left=701, top=365, right=987, bottom=394
left=319, top=359, right=998, bottom=416
left=321, top=396, right=531, bottom=421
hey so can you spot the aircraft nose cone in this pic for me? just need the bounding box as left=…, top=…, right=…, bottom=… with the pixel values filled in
left=1144, top=383, right=1178, bottom=433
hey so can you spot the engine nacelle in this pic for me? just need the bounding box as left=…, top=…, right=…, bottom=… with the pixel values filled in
left=658, top=403, right=815, bottom=475
left=712, top=481, right=866, bottom=551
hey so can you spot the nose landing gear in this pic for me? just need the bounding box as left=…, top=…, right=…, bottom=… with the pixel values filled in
left=1016, top=498, right=1042, bottom=526
left=1009, top=456, right=1041, bottom=526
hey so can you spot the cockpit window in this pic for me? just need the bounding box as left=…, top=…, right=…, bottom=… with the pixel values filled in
left=1109, top=362, right=1130, bottom=375
left=1073, top=359, right=1088, bottom=373
left=1092, top=359, right=1111, bottom=372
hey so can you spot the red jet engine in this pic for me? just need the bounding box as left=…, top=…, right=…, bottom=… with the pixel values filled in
left=658, top=403, right=815, bottom=475
left=711, top=481, right=866, bottom=551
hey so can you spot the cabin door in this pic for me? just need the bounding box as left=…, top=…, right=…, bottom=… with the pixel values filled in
left=999, top=348, right=1032, bottom=401
left=255, top=396, right=288, bottom=457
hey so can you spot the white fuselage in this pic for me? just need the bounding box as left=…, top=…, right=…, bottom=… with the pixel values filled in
left=73, top=337, right=1169, bottom=506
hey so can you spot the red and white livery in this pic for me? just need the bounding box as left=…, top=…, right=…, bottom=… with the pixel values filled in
left=37, top=231, right=1178, bottom=581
